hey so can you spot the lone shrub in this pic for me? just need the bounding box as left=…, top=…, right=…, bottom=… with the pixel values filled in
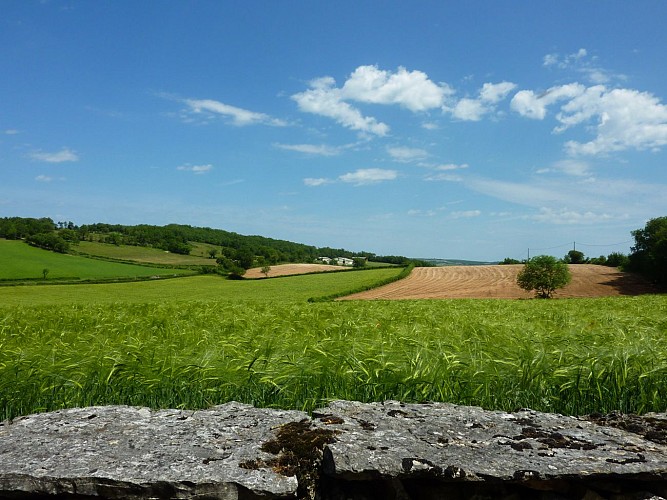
left=517, top=255, right=571, bottom=298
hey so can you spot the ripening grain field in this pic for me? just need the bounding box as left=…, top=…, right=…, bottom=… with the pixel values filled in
left=2, top=292, right=666, bottom=420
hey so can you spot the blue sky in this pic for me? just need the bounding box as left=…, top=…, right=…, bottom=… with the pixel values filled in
left=2, top=1, right=666, bottom=261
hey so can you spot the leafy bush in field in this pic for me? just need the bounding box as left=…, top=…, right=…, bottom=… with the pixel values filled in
left=517, top=255, right=572, bottom=298
left=2, top=296, right=666, bottom=420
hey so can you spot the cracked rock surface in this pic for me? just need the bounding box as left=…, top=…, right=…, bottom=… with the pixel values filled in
left=0, top=403, right=304, bottom=499
left=1, top=400, right=666, bottom=499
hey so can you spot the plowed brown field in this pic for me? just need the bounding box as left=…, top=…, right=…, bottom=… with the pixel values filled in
left=339, top=264, right=659, bottom=300
left=244, top=263, right=347, bottom=278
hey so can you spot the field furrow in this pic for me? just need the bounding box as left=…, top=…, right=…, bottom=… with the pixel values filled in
left=340, top=264, right=658, bottom=300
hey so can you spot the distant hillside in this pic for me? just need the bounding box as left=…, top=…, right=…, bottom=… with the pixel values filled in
left=0, top=217, right=430, bottom=267
left=420, top=258, right=499, bottom=266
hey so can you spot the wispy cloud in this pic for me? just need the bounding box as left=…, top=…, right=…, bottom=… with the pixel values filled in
left=4, top=129, right=19, bottom=135
left=339, top=168, right=398, bottom=186
left=304, top=168, right=398, bottom=187
left=30, top=148, right=79, bottom=163
left=177, top=163, right=213, bottom=174
left=450, top=210, right=481, bottom=219
left=183, top=98, right=287, bottom=127
left=35, top=175, right=53, bottom=182
left=387, top=146, right=429, bottom=163
left=275, top=143, right=341, bottom=156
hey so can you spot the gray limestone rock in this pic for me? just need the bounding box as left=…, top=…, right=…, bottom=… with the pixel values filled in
left=1, top=400, right=667, bottom=499
left=313, top=400, right=667, bottom=481
left=0, top=402, right=305, bottom=499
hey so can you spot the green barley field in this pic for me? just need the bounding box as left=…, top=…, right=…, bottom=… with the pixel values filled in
left=1, top=267, right=666, bottom=420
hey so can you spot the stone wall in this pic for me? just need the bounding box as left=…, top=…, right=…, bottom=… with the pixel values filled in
left=1, top=401, right=665, bottom=499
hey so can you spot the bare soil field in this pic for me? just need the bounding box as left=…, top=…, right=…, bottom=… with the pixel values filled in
left=339, top=264, right=660, bottom=300
left=244, top=263, right=347, bottom=279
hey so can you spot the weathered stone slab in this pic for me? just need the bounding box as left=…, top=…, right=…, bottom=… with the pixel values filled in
left=2, top=400, right=667, bottom=499
left=313, top=400, right=667, bottom=498
left=0, top=403, right=305, bottom=499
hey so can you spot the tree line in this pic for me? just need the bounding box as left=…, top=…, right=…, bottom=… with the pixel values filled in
left=0, top=217, right=431, bottom=270
left=501, top=216, right=667, bottom=288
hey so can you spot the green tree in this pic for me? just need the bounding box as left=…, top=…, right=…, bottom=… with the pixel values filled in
left=208, top=248, right=218, bottom=259
left=352, top=257, right=367, bottom=268
left=564, top=250, right=586, bottom=264
left=516, top=255, right=572, bottom=298
left=42, top=268, right=49, bottom=279
left=261, top=265, right=271, bottom=277
left=628, top=216, right=667, bottom=285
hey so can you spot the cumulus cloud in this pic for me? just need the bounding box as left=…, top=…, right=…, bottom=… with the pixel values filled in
left=177, top=164, right=213, bottom=174
left=449, top=81, right=517, bottom=121
left=292, top=65, right=452, bottom=136
left=512, top=83, right=667, bottom=155
left=339, top=168, right=398, bottom=185
left=292, top=76, right=389, bottom=136
left=275, top=143, right=341, bottom=156
left=510, top=83, right=585, bottom=120
left=30, top=148, right=79, bottom=163
left=184, top=98, right=286, bottom=127
left=387, top=146, right=429, bottom=163
left=559, top=87, right=667, bottom=155
left=340, top=65, right=451, bottom=111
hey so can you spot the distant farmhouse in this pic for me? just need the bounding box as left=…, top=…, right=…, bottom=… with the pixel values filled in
left=316, top=256, right=358, bottom=266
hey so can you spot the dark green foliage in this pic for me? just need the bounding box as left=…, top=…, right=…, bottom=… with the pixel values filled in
left=517, top=255, right=572, bottom=298
left=628, top=216, right=667, bottom=286
left=564, top=250, right=587, bottom=264
left=352, top=257, right=367, bottom=268
left=26, top=232, right=70, bottom=253
left=606, top=252, right=629, bottom=268
left=0, top=217, right=56, bottom=239
left=500, top=257, right=521, bottom=265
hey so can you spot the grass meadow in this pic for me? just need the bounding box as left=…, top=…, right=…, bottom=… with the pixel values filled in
left=0, top=240, right=194, bottom=281
left=2, top=282, right=666, bottom=420
left=75, top=240, right=215, bottom=266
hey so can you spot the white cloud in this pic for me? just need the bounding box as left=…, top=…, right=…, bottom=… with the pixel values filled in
left=292, top=76, right=389, bottom=136
left=4, top=129, right=19, bottom=135
left=303, top=177, right=333, bottom=187
left=340, top=65, right=451, bottom=111
left=339, top=168, right=397, bottom=186
left=530, top=207, right=613, bottom=225
left=451, top=210, right=481, bottom=219
left=559, top=87, right=667, bottom=155
left=408, top=209, right=437, bottom=217
left=536, top=160, right=591, bottom=177
left=543, top=48, right=587, bottom=68
left=184, top=98, right=286, bottom=127
left=275, top=143, right=341, bottom=156
left=449, top=81, right=516, bottom=121
left=424, top=173, right=464, bottom=182
left=35, top=175, right=53, bottom=182
left=387, top=146, right=428, bottom=163
left=433, top=163, right=469, bottom=171
left=510, top=83, right=585, bottom=120
left=30, top=148, right=79, bottom=163
left=292, top=65, right=452, bottom=136
left=177, top=164, right=213, bottom=174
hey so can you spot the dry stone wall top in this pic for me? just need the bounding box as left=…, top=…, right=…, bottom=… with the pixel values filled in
left=1, top=400, right=666, bottom=499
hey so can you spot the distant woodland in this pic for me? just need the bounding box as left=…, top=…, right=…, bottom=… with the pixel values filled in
left=0, top=217, right=429, bottom=268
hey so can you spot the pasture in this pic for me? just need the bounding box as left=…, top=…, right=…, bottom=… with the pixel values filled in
left=74, top=240, right=215, bottom=266
left=0, top=239, right=194, bottom=282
